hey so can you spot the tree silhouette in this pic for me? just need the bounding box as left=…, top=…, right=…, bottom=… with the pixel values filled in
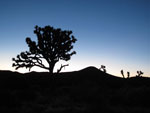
left=121, top=70, right=124, bottom=78
left=137, top=71, right=144, bottom=77
left=12, top=25, right=77, bottom=73
left=127, top=71, right=130, bottom=78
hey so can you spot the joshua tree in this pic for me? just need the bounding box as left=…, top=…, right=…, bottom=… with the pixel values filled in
left=121, top=70, right=124, bottom=78
left=137, top=71, right=144, bottom=77
left=12, top=25, right=77, bottom=73
left=127, top=71, right=130, bottom=78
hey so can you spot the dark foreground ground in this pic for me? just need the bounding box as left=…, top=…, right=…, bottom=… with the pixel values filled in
left=0, top=66, right=150, bottom=113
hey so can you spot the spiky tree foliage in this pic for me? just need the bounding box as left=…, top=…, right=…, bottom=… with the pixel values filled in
left=12, top=25, right=77, bottom=73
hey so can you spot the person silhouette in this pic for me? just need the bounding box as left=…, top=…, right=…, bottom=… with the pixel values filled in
left=127, top=71, right=130, bottom=78
left=121, top=70, right=124, bottom=78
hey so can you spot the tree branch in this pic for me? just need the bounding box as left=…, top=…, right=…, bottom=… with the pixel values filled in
left=57, top=64, right=69, bottom=73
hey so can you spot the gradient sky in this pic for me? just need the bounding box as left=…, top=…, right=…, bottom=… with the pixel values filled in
left=0, top=0, right=149, bottom=77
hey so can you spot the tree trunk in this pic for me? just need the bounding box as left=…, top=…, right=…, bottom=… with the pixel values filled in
left=49, top=62, right=55, bottom=74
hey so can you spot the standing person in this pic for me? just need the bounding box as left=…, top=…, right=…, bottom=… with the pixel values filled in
left=121, top=70, right=124, bottom=78
left=127, top=71, right=130, bottom=78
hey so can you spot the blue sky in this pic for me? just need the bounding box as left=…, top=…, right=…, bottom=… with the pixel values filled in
left=0, top=0, right=149, bottom=77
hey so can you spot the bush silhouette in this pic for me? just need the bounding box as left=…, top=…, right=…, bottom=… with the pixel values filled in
left=12, top=25, right=77, bottom=73
left=99, top=65, right=106, bottom=73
